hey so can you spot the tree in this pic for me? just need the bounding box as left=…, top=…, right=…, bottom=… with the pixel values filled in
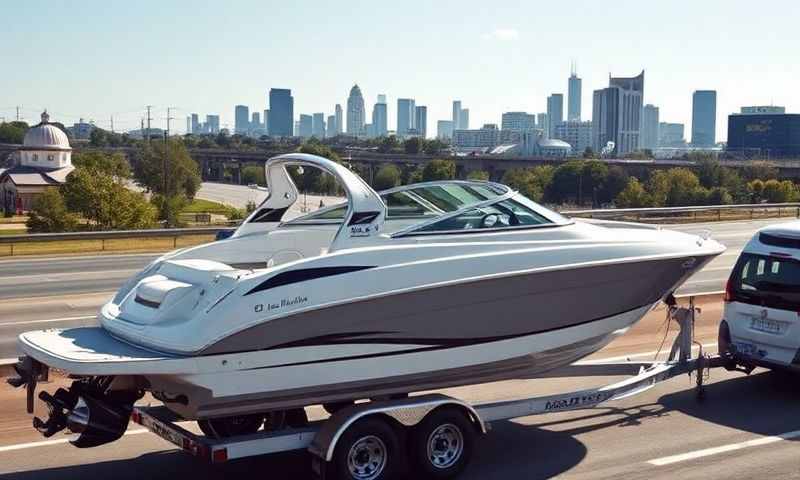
left=582, top=147, right=596, bottom=159
left=377, top=136, right=400, bottom=153
left=89, top=128, right=108, bottom=147
left=615, top=178, right=652, bottom=208
left=422, top=160, right=456, bottom=181
left=404, top=137, right=424, bottom=155
left=580, top=161, right=610, bottom=207
left=762, top=179, right=798, bottom=203
left=0, top=121, right=28, bottom=144
left=466, top=170, right=490, bottom=181
left=133, top=139, right=201, bottom=199
left=373, top=164, right=401, bottom=190
left=748, top=179, right=765, bottom=202
left=290, top=141, right=343, bottom=194
left=423, top=138, right=448, bottom=155
left=598, top=166, right=629, bottom=205
left=26, top=188, right=79, bottom=233
left=545, top=160, right=585, bottom=205
left=648, top=168, right=708, bottom=207
left=502, top=166, right=553, bottom=202
left=62, top=167, right=157, bottom=230
left=72, top=151, right=131, bottom=179
left=241, top=165, right=265, bottom=185
left=742, top=161, right=779, bottom=182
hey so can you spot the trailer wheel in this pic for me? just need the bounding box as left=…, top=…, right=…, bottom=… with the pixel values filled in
left=264, top=408, right=309, bottom=431
left=409, top=408, right=475, bottom=479
left=330, top=417, right=400, bottom=480
left=197, top=413, right=264, bottom=438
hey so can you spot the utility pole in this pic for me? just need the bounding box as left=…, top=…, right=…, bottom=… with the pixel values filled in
left=110, top=116, right=114, bottom=134
left=15, top=106, right=21, bottom=122
left=165, top=107, right=175, bottom=137
left=145, top=105, right=153, bottom=143
left=163, top=107, right=175, bottom=198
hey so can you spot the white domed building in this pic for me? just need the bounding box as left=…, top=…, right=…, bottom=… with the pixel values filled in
left=1, top=111, right=74, bottom=214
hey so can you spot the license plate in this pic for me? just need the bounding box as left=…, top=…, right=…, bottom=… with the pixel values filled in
left=733, top=341, right=757, bottom=356
left=751, top=318, right=784, bottom=334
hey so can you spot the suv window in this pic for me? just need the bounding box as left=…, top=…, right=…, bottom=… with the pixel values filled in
left=730, top=253, right=800, bottom=310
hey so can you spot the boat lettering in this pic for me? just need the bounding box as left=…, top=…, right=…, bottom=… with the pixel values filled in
left=349, top=224, right=379, bottom=237
left=254, top=296, right=308, bottom=313
left=544, top=392, right=613, bottom=411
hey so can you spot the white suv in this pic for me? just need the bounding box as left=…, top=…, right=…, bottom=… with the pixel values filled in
left=719, top=222, right=800, bottom=372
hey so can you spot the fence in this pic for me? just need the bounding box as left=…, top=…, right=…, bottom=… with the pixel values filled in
left=562, top=203, right=800, bottom=223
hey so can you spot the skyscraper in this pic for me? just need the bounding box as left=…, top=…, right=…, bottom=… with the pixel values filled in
left=234, top=105, right=249, bottom=134
left=458, top=109, right=469, bottom=130
left=346, top=85, right=366, bottom=137
left=186, top=116, right=191, bottom=135
left=190, top=113, right=200, bottom=134
left=312, top=113, right=325, bottom=138
left=452, top=101, right=462, bottom=130
left=501, top=112, right=537, bottom=133
left=568, top=66, right=582, bottom=121
left=397, top=98, right=416, bottom=137
left=691, top=90, right=717, bottom=147
left=251, top=112, right=260, bottom=131
left=206, top=115, right=220, bottom=134
left=641, top=104, right=660, bottom=150
left=263, top=110, right=269, bottom=132
left=437, top=120, right=454, bottom=140
left=334, top=104, right=343, bottom=135
left=591, top=71, right=644, bottom=155
left=298, top=114, right=313, bottom=138
left=547, top=94, right=564, bottom=138
left=372, top=95, right=388, bottom=137
left=326, top=115, right=336, bottom=137
left=415, top=106, right=427, bottom=138
left=268, top=88, right=294, bottom=137
left=537, top=113, right=548, bottom=135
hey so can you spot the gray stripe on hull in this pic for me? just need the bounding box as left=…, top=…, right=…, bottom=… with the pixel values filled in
left=158, top=327, right=623, bottom=420
left=202, top=255, right=711, bottom=355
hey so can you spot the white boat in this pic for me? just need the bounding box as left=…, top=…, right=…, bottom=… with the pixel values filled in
left=11, top=153, right=724, bottom=446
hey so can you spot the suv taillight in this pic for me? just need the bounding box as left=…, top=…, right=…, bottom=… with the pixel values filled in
left=724, top=278, right=733, bottom=303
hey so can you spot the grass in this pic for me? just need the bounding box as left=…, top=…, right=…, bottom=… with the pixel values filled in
left=0, top=229, right=27, bottom=236
left=181, top=198, right=237, bottom=216
left=0, top=234, right=216, bottom=258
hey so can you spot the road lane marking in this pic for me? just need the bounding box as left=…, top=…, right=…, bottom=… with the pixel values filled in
left=0, top=315, right=96, bottom=327
left=0, top=429, right=148, bottom=453
left=648, top=429, right=800, bottom=466
left=0, top=269, right=139, bottom=283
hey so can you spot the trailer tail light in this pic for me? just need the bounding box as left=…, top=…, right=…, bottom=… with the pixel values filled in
left=212, top=448, right=229, bottom=463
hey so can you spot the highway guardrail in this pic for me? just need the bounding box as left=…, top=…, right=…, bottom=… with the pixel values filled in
left=563, top=202, right=800, bottom=222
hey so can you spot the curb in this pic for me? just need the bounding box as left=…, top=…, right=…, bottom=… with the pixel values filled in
left=0, top=291, right=727, bottom=379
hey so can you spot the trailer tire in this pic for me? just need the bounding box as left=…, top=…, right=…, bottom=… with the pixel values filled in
left=330, top=417, right=400, bottom=480
left=197, top=413, right=264, bottom=438
left=409, top=408, right=475, bottom=479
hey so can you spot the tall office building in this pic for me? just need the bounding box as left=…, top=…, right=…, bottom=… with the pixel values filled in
left=251, top=112, right=260, bottom=131
left=234, top=105, right=250, bottom=134
left=537, top=113, right=548, bottom=135
left=268, top=88, right=294, bottom=137
left=553, top=121, right=593, bottom=154
left=691, top=90, right=717, bottom=147
left=263, top=110, right=269, bottom=132
left=641, top=104, right=660, bottom=150
left=335, top=104, right=343, bottom=135
left=326, top=115, right=337, bottom=137
left=186, top=116, right=191, bottom=135
left=437, top=120, right=454, bottom=140
left=190, top=113, right=200, bottom=134
left=591, top=71, right=644, bottom=155
left=659, top=122, right=685, bottom=147
left=346, top=84, right=366, bottom=137
left=547, top=94, right=564, bottom=138
left=312, top=113, right=325, bottom=138
left=298, top=114, right=313, bottom=138
left=397, top=98, right=416, bottom=137
left=372, top=95, right=388, bottom=137
left=452, top=101, right=462, bottom=130
left=415, top=106, right=428, bottom=138
left=206, top=115, right=220, bottom=134
left=568, top=66, right=582, bottom=121
left=501, top=112, right=537, bottom=133
left=458, top=109, right=469, bottom=130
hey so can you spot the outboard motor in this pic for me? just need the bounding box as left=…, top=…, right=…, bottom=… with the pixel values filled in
left=34, top=379, right=138, bottom=448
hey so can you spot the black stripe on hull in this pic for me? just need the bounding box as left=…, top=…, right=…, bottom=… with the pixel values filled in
left=245, top=265, right=375, bottom=295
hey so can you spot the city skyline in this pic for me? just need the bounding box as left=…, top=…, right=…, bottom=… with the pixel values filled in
left=3, top=0, right=800, bottom=141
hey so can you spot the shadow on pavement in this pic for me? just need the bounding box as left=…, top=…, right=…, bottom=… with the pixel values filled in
left=659, top=369, right=800, bottom=437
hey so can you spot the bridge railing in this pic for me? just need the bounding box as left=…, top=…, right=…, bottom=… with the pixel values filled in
left=562, top=202, right=800, bottom=222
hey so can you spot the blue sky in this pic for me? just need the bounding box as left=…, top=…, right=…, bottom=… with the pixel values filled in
left=2, top=0, right=798, bottom=140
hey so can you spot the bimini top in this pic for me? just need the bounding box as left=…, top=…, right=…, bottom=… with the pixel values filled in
left=238, top=153, right=569, bottom=251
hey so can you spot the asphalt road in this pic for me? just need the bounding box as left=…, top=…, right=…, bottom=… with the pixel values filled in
left=2, top=298, right=800, bottom=479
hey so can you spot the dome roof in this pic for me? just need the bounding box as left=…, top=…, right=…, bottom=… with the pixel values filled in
left=22, top=111, right=71, bottom=150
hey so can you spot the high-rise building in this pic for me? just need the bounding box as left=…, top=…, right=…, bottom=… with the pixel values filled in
left=641, top=104, right=660, bottom=150
left=326, top=115, right=337, bottom=137
left=437, top=120, right=454, bottom=140
left=501, top=112, right=537, bottom=133
left=372, top=95, right=388, bottom=137
left=728, top=112, right=800, bottom=158
left=553, top=121, right=593, bottom=154
left=397, top=98, right=416, bottom=137
left=263, top=110, right=269, bottom=132
left=592, top=71, right=644, bottom=155
left=186, top=116, right=191, bottom=135
left=537, top=113, right=548, bottom=135
left=206, top=115, right=220, bottom=134
left=234, top=105, right=250, bottom=134
left=691, top=90, right=717, bottom=147
left=547, top=94, right=564, bottom=139
left=190, top=113, right=200, bottom=134
left=251, top=112, right=260, bottom=131
left=312, top=113, right=325, bottom=138
left=298, top=114, right=313, bottom=138
left=741, top=105, right=785, bottom=115
left=453, top=124, right=501, bottom=149
left=458, top=109, right=469, bottom=130
left=659, top=122, right=685, bottom=147
left=346, top=84, right=366, bottom=137
left=414, top=106, right=427, bottom=138
left=335, top=104, right=343, bottom=135
left=268, top=88, right=294, bottom=137
left=568, top=67, right=582, bottom=121
left=452, top=101, right=462, bottom=130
